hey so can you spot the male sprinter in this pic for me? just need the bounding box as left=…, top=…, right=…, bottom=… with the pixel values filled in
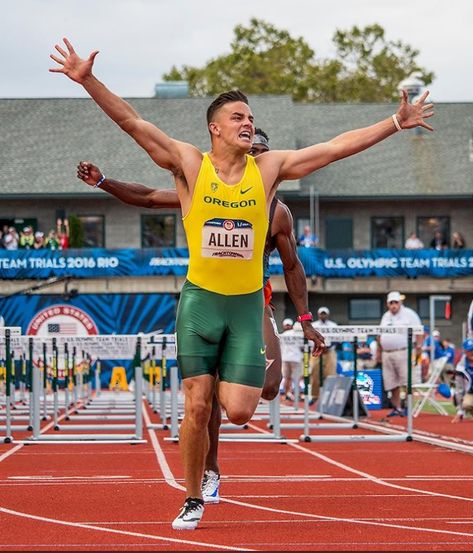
left=51, top=37, right=434, bottom=529
left=76, top=129, right=322, bottom=504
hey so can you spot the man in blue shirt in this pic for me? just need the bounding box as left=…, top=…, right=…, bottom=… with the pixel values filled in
left=452, top=338, right=473, bottom=422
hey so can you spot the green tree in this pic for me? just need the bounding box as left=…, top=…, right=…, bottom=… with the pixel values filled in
left=162, top=19, right=434, bottom=103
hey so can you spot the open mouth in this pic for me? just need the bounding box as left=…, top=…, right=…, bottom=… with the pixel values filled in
left=239, top=131, right=252, bottom=141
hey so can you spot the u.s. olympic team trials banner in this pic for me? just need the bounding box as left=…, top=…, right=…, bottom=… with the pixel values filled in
left=0, top=247, right=472, bottom=279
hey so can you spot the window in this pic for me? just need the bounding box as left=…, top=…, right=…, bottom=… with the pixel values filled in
left=418, top=297, right=449, bottom=320
left=325, top=218, right=353, bottom=250
left=141, top=214, right=176, bottom=247
left=417, top=216, right=450, bottom=249
left=77, top=215, right=104, bottom=247
left=349, top=298, right=382, bottom=320
left=371, top=217, right=404, bottom=249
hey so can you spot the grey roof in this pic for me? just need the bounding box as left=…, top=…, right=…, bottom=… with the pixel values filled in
left=293, top=102, right=473, bottom=197
left=1, top=96, right=472, bottom=198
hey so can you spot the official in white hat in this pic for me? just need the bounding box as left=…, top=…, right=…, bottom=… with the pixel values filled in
left=378, top=291, right=423, bottom=417
left=310, top=306, right=338, bottom=403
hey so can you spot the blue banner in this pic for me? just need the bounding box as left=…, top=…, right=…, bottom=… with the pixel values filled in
left=0, top=247, right=472, bottom=279
left=298, top=248, right=473, bottom=278
left=0, top=292, right=177, bottom=385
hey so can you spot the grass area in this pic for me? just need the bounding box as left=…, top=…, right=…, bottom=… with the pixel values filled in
left=420, top=400, right=456, bottom=415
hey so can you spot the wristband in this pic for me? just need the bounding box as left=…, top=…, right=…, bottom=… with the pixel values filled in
left=94, top=174, right=106, bottom=188
left=297, top=312, right=313, bottom=323
left=392, top=113, right=402, bottom=132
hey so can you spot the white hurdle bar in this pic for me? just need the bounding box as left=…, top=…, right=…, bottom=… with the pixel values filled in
left=295, top=325, right=424, bottom=443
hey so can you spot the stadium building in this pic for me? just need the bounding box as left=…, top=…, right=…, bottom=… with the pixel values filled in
left=0, top=95, right=472, bottom=343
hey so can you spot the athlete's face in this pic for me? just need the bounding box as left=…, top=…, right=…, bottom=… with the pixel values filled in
left=211, top=101, right=255, bottom=151
left=249, top=143, right=269, bottom=157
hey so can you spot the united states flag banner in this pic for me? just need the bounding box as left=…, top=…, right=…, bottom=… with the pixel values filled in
left=47, top=323, right=77, bottom=334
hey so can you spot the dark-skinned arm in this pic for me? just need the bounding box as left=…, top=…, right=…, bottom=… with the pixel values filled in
left=273, top=202, right=325, bottom=356
left=77, top=161, right=180, bottom=209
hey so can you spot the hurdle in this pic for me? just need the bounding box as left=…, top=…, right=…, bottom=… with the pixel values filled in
left=0, top=327, right=22, bottom=443
left=297, top=325, right=423, bottom=443
left=23, top=334, right=147, bottom=444
left=157, top=334, right=290, bottom=444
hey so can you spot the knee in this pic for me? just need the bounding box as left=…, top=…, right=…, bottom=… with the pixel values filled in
left=262, top=374, right=282, bottom=401
left=225, top=406, right=254, bottom=426
left=186, top=399, right=212, bottom=428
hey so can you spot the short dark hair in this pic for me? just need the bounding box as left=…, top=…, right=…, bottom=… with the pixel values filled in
left=254, top=128, right=269, bottom=141
left=206, top=90, right=249, bottom=124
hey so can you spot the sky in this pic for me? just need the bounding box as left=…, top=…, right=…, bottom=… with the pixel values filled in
left=2, top=0, right=473, bottom=101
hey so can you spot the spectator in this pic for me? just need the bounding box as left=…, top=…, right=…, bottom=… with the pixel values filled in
left=19, top=226, right=35, bottom=249
left=357, top=337, right=379, bottom=369
left=44, top=229, right=60, bottom=250
left=0, top=225, right=8, bottom=248
left=33, top=231, right=45, bottom=249
left=280, top=318, right=302, bottom=402
left=430, top=229, right=448, bottom=251
left=452, top=338, right=473, bottom=423
left=422, top=329, right=446, bottom=362
left=3, top=227, right=19, bottom=250
left=298, top=225, right=318, bottom=248
left=451, top=231, right=465, bottom=249
left=404, top=231, right=424, bottom=249
left=57, top=218, right=70, bottom=249
left=377, top=291, right=423, bottom=417
left=441, top=337, right=456, bottom=385
left=310, top=306, right=338, bottom=403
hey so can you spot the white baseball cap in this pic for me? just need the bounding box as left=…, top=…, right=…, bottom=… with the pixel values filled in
left=432, top=330, right=441, bottom=337
left=387, top=291, right=406, bottom=303
left=282, top=318, right=293, bottom=327
left=317, top=306, right=330, bottom=314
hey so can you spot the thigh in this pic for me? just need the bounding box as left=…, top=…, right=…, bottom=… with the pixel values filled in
left=220, top=290, right=266, bottom=388
left=176, top=281, right=225, bottom=379
left=382, top=352, right=397, bottom=391
left=394, top=350, right=408, bottom=386
left=324, top=349, right=337, bottom=376
left=264, top=305, right=282, bottom=383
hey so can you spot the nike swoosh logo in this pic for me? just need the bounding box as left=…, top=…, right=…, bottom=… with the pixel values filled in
left=240, top=187, right=252, bottom=195
left=260, top=347, right=266, bottom=355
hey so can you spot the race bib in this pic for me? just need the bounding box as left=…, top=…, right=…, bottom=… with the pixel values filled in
left=202, top=218, right=254, bottom=259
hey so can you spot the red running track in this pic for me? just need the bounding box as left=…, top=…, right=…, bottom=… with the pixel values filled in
left=0, top=402, right=473, bottom=551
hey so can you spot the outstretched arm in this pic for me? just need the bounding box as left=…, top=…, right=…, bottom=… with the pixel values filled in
left=50, top=38, right=200, bottom=174
left=77, top=162, right=181, bottom=209
left=273, top=202, right=325, bottom=356
left=261, top=90, right=434, bottom=183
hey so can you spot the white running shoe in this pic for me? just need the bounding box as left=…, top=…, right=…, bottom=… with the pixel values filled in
left=202, top=469, right=220, bottom=504
left=172, top=497, right=204, bottom=530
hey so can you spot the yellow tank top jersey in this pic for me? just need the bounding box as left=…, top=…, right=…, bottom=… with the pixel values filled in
left=183, top=153, right=268, bottom=295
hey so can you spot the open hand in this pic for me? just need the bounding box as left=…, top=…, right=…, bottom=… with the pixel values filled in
left=396, top=89, right=434, bottom=131
left=49, top=38, right=99, bottom=84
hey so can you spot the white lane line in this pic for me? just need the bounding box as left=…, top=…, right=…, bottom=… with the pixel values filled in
left=8, top=475, right=131, bottom=480
left=248, top=422, right=473, bottom=504
left=148, top=415, right=473, bottom=540
left=0, top=404, right=255, bottom=552
left=145, top=415, right=473, bottom=540
left=0, top=505, right=255, bottom=551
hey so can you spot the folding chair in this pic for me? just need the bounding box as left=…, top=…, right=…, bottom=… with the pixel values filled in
left=412, top=356, right=449, bottom=417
